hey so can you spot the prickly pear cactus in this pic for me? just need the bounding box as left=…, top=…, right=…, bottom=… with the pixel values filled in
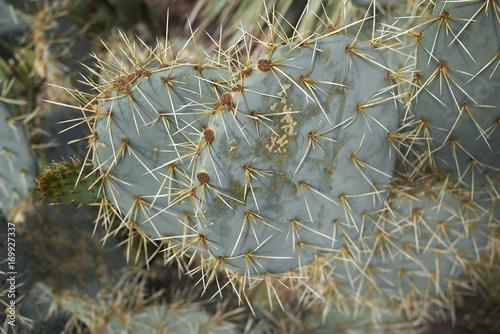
left=32, top=0, right=500, bottom=332
left=36, top=159, right=101, bottom=205
left=303, top=301, right=415, bottom=334
left=49, top=267, right=242, bottom=334
left=4, top=282, right=71, bottom=334
left=89, top=30, right=399, bottom=283
left=403, top=0, right=500, bottom=189
left=95, top=304, right=241, bottom=334
left=0, top=102, right=37, bottom=216
left=345, top=176, right=498, bottom=314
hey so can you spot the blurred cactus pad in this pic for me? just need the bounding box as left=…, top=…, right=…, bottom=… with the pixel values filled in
left=0, top=101, right=37, bottom=217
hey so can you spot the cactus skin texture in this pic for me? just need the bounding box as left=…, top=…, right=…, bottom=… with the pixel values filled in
left=352, top=176, right=497, bottom=315
left=403, top=0, right=500, bottom=189
left=90, top=30, right=399, bottom=281
left=0, top=102, right=38, bottom=217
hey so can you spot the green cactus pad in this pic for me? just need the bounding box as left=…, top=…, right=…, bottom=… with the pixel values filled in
left=404, top=0, right=500, bottom=188
left=0, top=102, right=38, bottom=216
left=100, top=304, right=241, bottom=334
left=89, top=31, right=399, bottom=281
left=36, top=159, right=101, bottom=205
left=304, top=301, right=415, bottom=334
left=331, top=176, right=500, bottom=312
left=41, top=264, right=243, bottom=334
